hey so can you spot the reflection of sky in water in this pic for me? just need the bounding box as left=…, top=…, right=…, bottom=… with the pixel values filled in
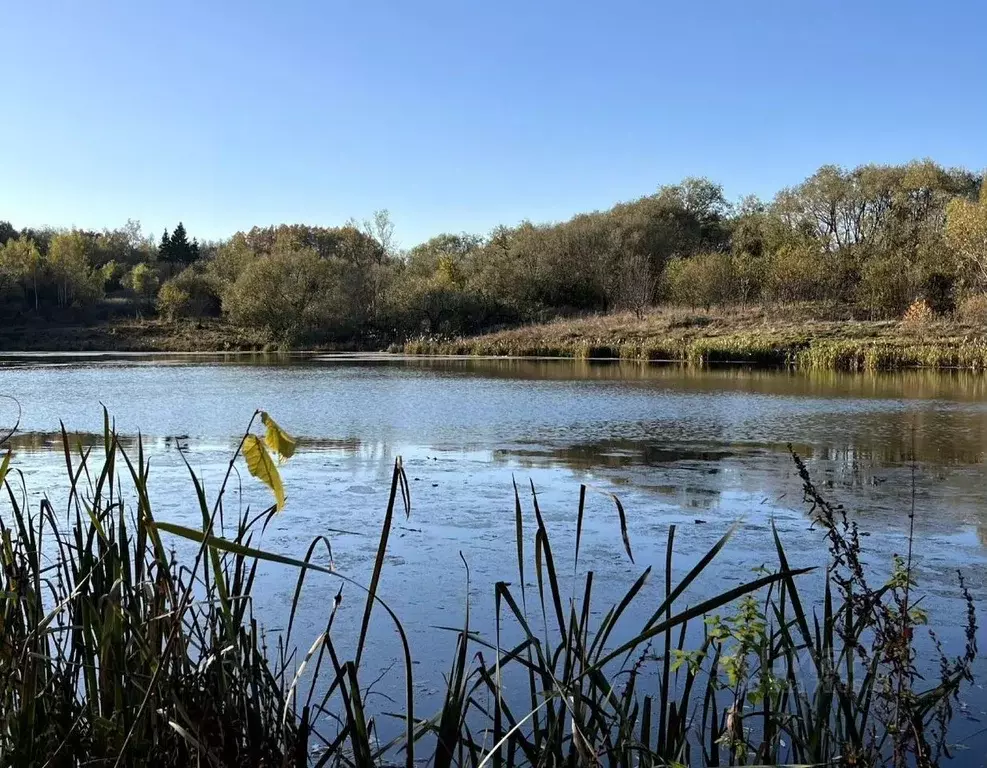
left=2, top=354, right=987, bottom=755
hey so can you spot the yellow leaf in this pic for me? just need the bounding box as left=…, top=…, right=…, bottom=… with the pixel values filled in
left=243, top=434, right=286, bottom=511
left=260, top=411, right=296, bottom=461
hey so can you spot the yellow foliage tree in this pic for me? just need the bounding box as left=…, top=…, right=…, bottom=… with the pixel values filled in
left=945, top=183, right=987, bottom=288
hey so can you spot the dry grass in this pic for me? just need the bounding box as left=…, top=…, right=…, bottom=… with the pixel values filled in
left=0, top=318, right=273, bottom=352
left=403, top=304, right=987, bottom=370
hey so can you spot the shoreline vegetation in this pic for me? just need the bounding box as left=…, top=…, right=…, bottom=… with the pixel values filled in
left=401, top=305, right=987, bottom=371
left=8, top=304, right=987, bottom=373
left=2, top=160, right=987, bottom=368
left=0, top=412, right=979, bottom=766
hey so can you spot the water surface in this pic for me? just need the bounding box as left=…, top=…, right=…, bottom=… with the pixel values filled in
left=2, top=353, right=985, bottom=753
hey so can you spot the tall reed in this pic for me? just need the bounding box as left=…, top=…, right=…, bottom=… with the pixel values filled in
left=0, top=414, right=978, bottom=766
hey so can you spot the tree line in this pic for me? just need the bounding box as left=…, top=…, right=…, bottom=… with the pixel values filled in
left=1, top=159, right=985, bottom=344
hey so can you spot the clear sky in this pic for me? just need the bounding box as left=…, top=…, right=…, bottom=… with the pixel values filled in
left=2, top=0, right=984, bottom=248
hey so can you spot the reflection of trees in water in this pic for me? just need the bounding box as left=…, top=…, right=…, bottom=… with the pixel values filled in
left=798, top=409, right=987, bottom=467
left=498, top=440, right=735, bottom=470
left=494, top=429, right=987, bottom=543
left=496, top=439, right=742, bottom=511
left=4, top=431, right=157, bottom=454
left=4, top=430, right=366, bottom=456
left=399, top=358, right=987, bottom=402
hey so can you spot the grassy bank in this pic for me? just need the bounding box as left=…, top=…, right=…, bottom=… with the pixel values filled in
left=0, top=412, right=979, bottom=766
left=0, top=318, right=276, bottom=352
left=403, top=306, right=987, bottom=371
left=6, top=306, right=987, bottom=370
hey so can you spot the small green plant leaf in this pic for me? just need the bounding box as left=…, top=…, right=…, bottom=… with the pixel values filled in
left=261, top=411, right=296, bottom=460
left=0, top=450, right=11, bottom=487
left=244, top=434, right=286, bottom=510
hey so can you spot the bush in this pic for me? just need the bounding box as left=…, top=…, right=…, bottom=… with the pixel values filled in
left=385, top=270, right=516, bottom=337
left=763, top=244, right=827, bottom=303
left=731, top=250, right=766, bottom=305
left=125, top=262, right=160, bottom=304
left=857, top=254, right=916, bottom=318
left=901, top=298, right=934, bottom=332
left=157, top=267, right=221, bottom=320
left=958, top=292, right=987, bottom=327
left=922, top=272, right=956, bottom=315
left=663, top=252, right=735, bottom=309
left=223, top=248, right=338, bottom=341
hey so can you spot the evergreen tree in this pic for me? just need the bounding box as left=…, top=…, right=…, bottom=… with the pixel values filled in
left=190, top=237, right=201, bottom=262
left=170, top=222, right=190, bottom=264
left=0, top=221, right=16, bottom=247
left=160, top=228, right=172, bottom=263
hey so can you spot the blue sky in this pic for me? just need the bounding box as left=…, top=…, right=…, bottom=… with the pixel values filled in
left=2, top=0, right=984, bottom=247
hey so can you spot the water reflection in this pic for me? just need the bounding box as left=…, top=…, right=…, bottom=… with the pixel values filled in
left=2, top=354, right=987, bottom=554
left=4, top=430, right=366, bottom=454
left=370, top=356, right=987, bottom=401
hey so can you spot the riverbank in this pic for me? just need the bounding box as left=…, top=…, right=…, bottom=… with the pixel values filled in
left=403, top=306, right=987, bottom=370
left=7, top=308, right=987, bottom=371
left=0, top=318, right=274, bottom=352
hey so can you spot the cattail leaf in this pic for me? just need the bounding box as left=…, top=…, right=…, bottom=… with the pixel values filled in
left=261, top=411, right=297, bottom=460
left=244, top=434, right=286, bottom=511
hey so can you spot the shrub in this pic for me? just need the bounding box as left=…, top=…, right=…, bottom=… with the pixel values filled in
left=731, top=250, right=766, bottom=305
left=157, top=267, right=221, bottom=320
left=958, top=292, right=987, bottom=327
left=223, top=248, right=338, bottom=341
left=763, top=244, right=827, bottom=303
left=663, top=252, right=735, bottom=309
left=125, top=262, right=160, bottom=304
left=901, top=298, right=934, bottom=332
left=385, top=271, right=516, bottom=337
left=857, top=254, right=916, bottom=318
left=922, top=271, right=956, bottom=315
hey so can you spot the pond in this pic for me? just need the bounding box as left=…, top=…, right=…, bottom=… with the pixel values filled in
left=2, top=352, right=986, bottom=756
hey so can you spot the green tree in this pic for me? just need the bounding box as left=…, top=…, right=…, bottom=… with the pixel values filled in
left=0, top=221, right=16, bottom=247
left=404, top=233, right=482, bottom=280
left=0, top=235, right=43, bottom=310
left=157, top=267, right=221, bottom=320
left=160, top=228, right=172, bottom=263
left=20, top=227, right=54, bottom=256
left=209, top=233, right=258, bottom=287
left=125, top=263, right=160, bottom=309
left=159, top=222, right=197, bottom=270
left=169, top=222, right=191, bottom=265
left=99, top=260, right=125, bottom=292
left=47, top=231, right=101, bottom=308
left=224, top=249, right=339, bottom=342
